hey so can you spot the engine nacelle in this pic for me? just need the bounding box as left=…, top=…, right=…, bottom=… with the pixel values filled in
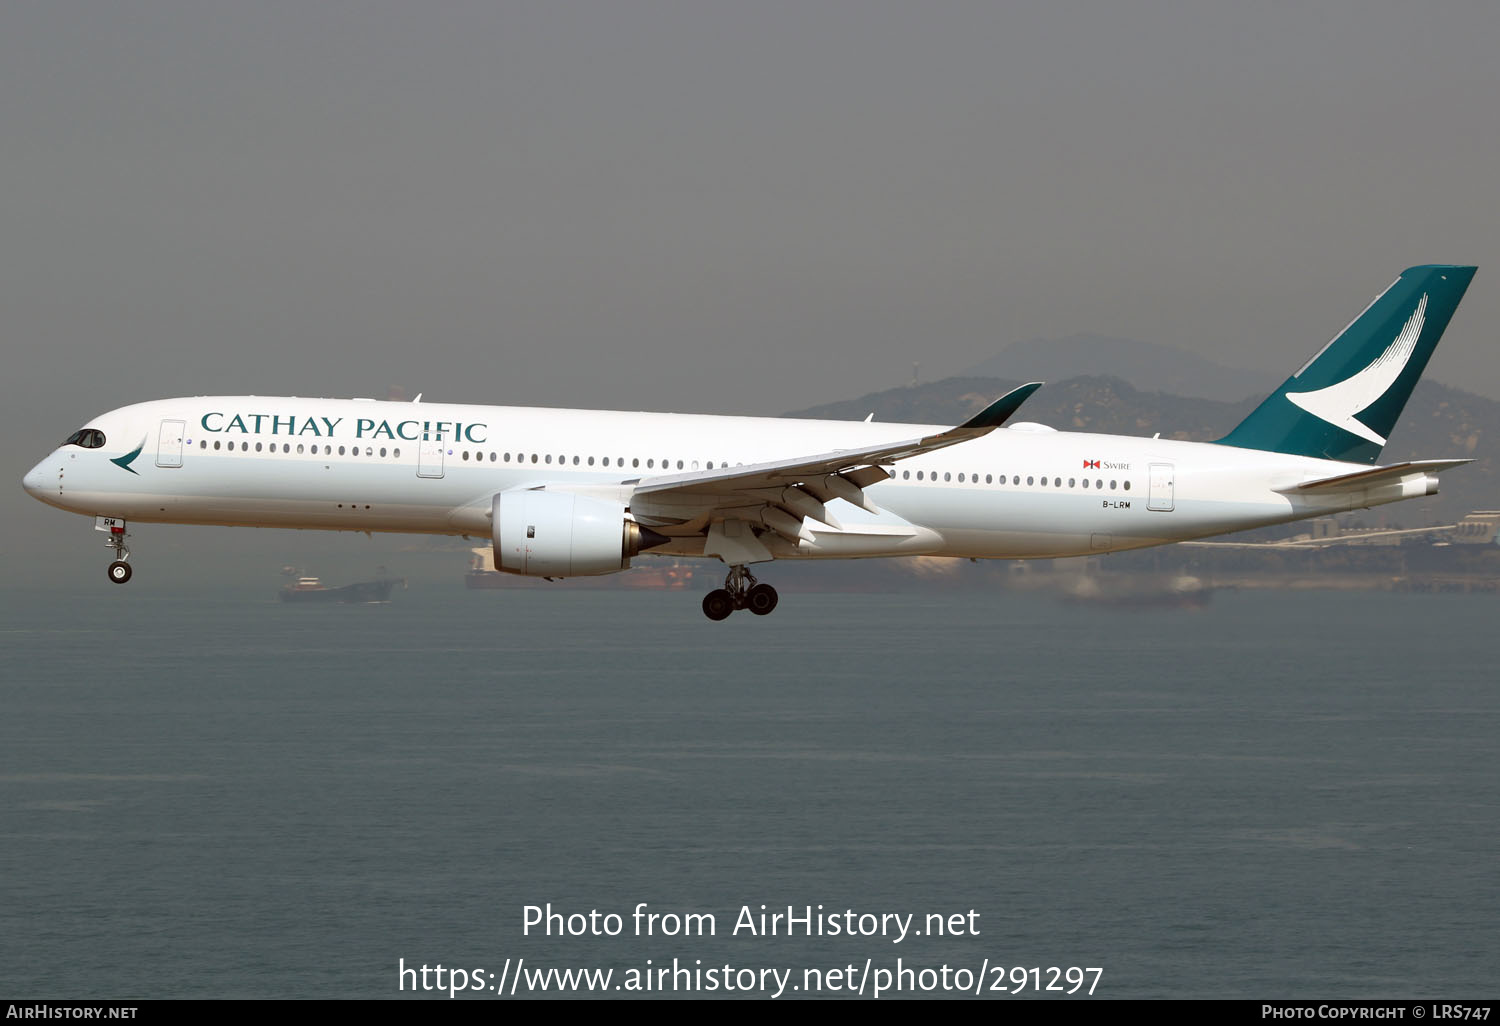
left=492, top=491, right=666, bottom=577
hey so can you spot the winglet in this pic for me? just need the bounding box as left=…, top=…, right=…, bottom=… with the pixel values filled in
left=958, top=382, right=1043, bottom=431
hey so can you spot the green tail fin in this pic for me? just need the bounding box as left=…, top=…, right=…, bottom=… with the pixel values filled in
left=1216, top=265, right=1476, bottom=463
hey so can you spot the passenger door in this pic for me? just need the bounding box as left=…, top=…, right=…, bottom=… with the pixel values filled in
left=156, top=419, right=185, bottom=468
left=418, top=432, right=446, bottom=479
left=1148, top=462, right=1175, bottom=512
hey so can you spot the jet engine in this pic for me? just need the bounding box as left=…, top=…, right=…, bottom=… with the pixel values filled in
left=492, top=491, right=668, bottom=577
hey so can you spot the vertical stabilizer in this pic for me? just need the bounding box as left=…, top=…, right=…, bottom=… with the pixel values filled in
left=1216, top=265, right=1476, bottom=462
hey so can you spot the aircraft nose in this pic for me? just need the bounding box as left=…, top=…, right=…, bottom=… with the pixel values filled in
left=22, top=460, right=51, bottom=498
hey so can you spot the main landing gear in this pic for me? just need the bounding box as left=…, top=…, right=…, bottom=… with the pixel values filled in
left=702, top=565, right=778, bottom=621
left=104, top=522, right=132, bottom=584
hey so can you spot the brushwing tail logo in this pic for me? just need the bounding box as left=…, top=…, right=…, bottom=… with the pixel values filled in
left=110, top=438, right=146, bottom=475
left=1284, top=293, right=1427, bottom=445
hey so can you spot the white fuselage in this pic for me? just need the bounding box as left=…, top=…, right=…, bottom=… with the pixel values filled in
left=22, top=396, right=1423, bottom=563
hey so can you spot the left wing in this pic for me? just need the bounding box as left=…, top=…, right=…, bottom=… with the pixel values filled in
left=625, top=383, right=1042, bottom=553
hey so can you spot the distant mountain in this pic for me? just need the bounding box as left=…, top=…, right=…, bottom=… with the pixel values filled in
left=963, top=334, right=1276, bottom=402
left=785, top=376, right=1498, bottom=526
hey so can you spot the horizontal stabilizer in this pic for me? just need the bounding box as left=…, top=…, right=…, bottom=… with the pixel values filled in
left=1276, top=459, right=1472, bottom=494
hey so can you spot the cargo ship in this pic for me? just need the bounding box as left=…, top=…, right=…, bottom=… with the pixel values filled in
left=278, top=567, right=405, bottom=603
left=1059, top=573, right=1213, bottom=609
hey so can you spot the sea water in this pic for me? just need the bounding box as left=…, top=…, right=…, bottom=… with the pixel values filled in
left=2, top=584, right=1496, bottom=998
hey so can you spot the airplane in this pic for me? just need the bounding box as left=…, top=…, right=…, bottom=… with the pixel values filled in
left=22, top=264, right=1477, bottom=620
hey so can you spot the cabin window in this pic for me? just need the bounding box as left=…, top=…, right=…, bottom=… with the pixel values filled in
left=1068, top=478, right=1075, bottom=487
left=1110, top=480, right=1117, bottom=490
left=1123, top=481, right=1131, bottom=491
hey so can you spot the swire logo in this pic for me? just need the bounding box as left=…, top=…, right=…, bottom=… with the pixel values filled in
left=1083, top=460, right=1100, bottom=469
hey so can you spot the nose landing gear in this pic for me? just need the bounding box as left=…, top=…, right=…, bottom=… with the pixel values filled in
left=101, top=520, right=133, bottom=584
left=702, top=564, right=778, bottom=620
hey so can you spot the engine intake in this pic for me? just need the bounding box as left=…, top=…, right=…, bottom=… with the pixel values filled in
left=492, top=491, right=668, bottom=577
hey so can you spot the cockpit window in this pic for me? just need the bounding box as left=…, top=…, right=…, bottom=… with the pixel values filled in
left=63, top=429, right=107, bottom=449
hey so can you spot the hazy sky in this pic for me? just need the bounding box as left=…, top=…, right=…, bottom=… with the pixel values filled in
left=6, top=1, right=1498, bottom=581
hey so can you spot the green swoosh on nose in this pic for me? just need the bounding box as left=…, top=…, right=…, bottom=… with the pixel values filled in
left=111, top=439, right=145, bottom=475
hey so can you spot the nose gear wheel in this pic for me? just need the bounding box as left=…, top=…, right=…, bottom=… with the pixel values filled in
left=104, top=523, right=133, bottom=584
